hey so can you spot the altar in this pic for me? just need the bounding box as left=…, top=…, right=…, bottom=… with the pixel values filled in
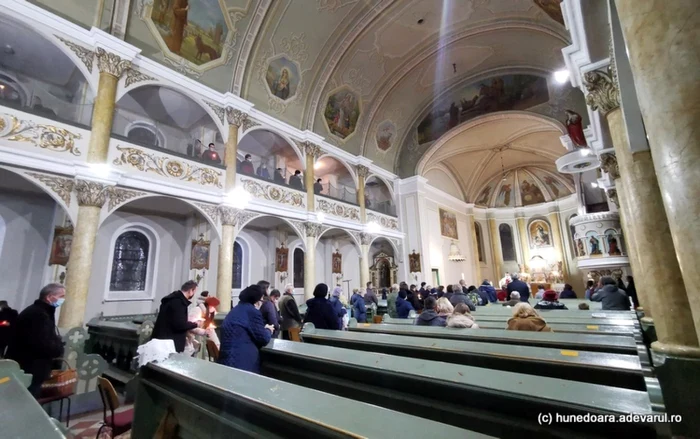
left=369, top=252, right=398, bottom=288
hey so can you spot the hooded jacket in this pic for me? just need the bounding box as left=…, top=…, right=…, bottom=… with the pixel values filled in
left=506, top=316, right=552, bottom=332
left=152, top=291, right=198, bottom=352
left=446, top=313, right=479, bottom=329
left=414, top=310, right=447, bottom=327
left=329, top=295, right=347, bottom=330
left=591, top=285, right=630, bottom=310
left=478, top=283, right=498, bottom=303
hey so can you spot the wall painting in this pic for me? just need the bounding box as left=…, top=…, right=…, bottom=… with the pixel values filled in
left=275, top=245, right=289, bottom=272
left=265, top=56, right=301, bottom=101
left=439, top=208, right=458, bottom=240
left=191, top=239, right=210, bottom=270
left=494, top=173, right=514, bottom=207
left=475, top=184, right=493, bottom=206
left=49, top=226, right=73, bottom=266
left=332, top=250, right=342, bottom=274
left=324, top=86, right=361, bottom=140
left=519, top=177, right=547, bottom=206
left=409, top=250, right=422, bottom=273
left=529, top=219, right=552, bottom=248
left=375, top=120, right=396, bottom=152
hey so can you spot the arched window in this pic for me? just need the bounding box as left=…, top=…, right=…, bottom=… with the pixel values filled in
left=232, top=241, right=243, bottom=289
left=293, top=248, right=304, bottom=288
left=110, top=231, right=150, bottom=291
left=499, top=224, right=516, bottom=261
left=474, top=222, right=484, bottom=262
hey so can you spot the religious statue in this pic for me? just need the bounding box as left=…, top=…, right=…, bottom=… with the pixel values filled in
left=565, top=109, right=587, bottom=147
left=576, top=239, right=586, bottom=257
left=589, top=236, right=602, bottom=255
left=607, top=234, right=621, bottom=255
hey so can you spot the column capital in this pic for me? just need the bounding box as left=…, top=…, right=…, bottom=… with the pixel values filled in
left=583, top=67, right=620, bottom=115
left=606, top=188, right=619, bottom=209
left=226, top=108, right=249, bottom=127
left=359, top=232, right=374, bottom=245
left=599, top=152, right=620, bottom=179
left=301, top=141, right=323, bottom=159
left=95, top=47, right=132, bottom=78
left=74, top=179, right=110, bottom=207
left=356, top=165, right=370, bottom=178
left=218, top=206, right=242, bottom=226
left=304, top=221, right=323, bottom=238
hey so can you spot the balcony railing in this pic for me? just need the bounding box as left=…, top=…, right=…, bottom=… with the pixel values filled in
left=316, top=195, right=361, bottom=222
left=238, top=173, right=306, bottom=210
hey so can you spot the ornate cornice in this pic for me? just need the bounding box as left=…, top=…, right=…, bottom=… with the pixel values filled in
left=359, top=232, right=374, bottom=245
left=55, top=36, right=94, bottom=73
left=124, top=68, right=155, bottom=87
left=241, top=116, right=260, bottom=132
left=108, top=187, right=146, bottom=211
left=75, top=179, right=110, bottom=207
left=26, top=172, right=74, bottom=206
left=218, top=206, right=241, bottom=226
left=0, top=113, right=82, bottom=156
left=195, top=202, right=219, bottom=223
left=367, top=211, right=399, bottom=231
left=317, top=198, right=360, bottom=221
left=583, top=67, right=620, bottom=115
left=606, top=188, right=619, bottom=209
left=226, top=108, right=249, bottom=127
left=304, top=221, right=324, bottom=238
left=300, top=141, right=323, bottom=159
left=95, top=47, right=131, bottom=77
left=207, top=102, right=225, bottom=125
left=241, top=178, right=305, bottom=208
left=356, top=165, right=370, bottom=178
left=599, top=153, right=620, bottom=180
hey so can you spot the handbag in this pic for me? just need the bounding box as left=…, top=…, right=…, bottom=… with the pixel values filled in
left=40, top=359, right=77, bottom=399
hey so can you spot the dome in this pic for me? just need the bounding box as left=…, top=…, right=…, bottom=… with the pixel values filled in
left=474, top=166, right=574, bottom=208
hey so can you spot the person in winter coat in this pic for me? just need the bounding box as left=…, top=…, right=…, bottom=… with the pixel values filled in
left=471, top=285, right=489, bottom=306
left=260, top=289, right=281, bottom=338
left=446, top=303, right=479, bottom=329
left=218, top=285, right=273, bottom=373
left=387, top=285, right=399, bottom=317
left=625, top=276, right=639, bottom=309
left=534, top=285, right=546, bottom=300
left=414, top=297, right=447, bottom=327
left=506, top=303, right=552, bottom=332
left=478, top=280, right=498, bottom=303
left=329, top=286, right=347, bottom=330
left=363, top=282, right=378, bottom=306
left=436, top=297, right=454, bottom=320
left=507, top=273, right=531, bottom=302
left=502, top=291, right=521, bottom=307
left=444, top=284, right=454, bottom=302
left=279, top=284, right=302, bottom=340
left=351, top=289, right=367, bottom=323
left=152, top=280, right=200, bottom=353
left=303, top=284, right=340, bottom=330
left=6, top=284, right=65, bottom=397
left=496, top=290, right=508, bottom=302
left=396, top=290, right=415, bottom=318
left=591, top=276, right=631, bottom=310
left=381, top=288, right=389, bottom=300
left=449, top=286, right=476, bottom=311
left=409, top=284, right=423, bottom=311
left=558, top=284, right=577, bottom=299
left=534, top=291, right=568, bottom=310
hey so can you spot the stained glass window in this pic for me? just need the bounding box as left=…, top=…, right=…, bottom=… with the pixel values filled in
left=232, top=241, right=242, bottom=289
left=293, top=248, right=304, bottom=288
left=499, top=224, right=516, bottom=262
left=109, top=231, right=149, bottom=291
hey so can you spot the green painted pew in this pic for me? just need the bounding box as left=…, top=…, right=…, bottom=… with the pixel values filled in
left=261, top=340, right=660, bottom=438
left=132, top=355, right=481, bottom=438
left=384, top=313, right=638, bottom=327
left=301, top=323, right=655, bottom=392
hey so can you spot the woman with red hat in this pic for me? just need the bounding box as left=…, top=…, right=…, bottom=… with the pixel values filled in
left=534, top=290, right=568, bottom=310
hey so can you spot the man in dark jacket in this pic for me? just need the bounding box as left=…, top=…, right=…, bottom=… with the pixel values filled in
left=6, top=284, right=65, bottom=397
left=0, top=300, right=18, bottom=357
left=279, top=285, right=302, bottom=340
left=396, top=290, right=415, bottom=318
left=303, top=283, right=339, bottom=330
left=152, top=280, right=199, bottom=353
left=449, top=286, right=476, bottom=311
left=414, top=297, right=446, bottom=327
left=507, top=273, right=530, bottom=302
left=274, top=168, right=286, bottom=185
left=478, top=280, right=498, bottom=303
left=363, top=282, right=378, bottom=306
left=289, top=170, right=304, bottom=190
left=260, top=288, right=281, bottom=338
left=591, top=276, right=630, bottom=310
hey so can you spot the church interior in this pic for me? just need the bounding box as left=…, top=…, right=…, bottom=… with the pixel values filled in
left=0, top=0, right=698, bottom=437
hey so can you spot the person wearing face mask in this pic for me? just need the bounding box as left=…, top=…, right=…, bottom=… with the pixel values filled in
left=218, top=284, right=274, bottom=373
left=152, top=280, right=200, bottom=353
left=6, top=283, right=66, bottom=398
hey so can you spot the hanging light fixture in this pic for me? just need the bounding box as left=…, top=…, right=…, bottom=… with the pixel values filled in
left=448, top=240, right=465, bottom=262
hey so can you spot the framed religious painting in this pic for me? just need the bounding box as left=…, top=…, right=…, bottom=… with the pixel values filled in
left=409, top=250, right=421, bottom=273
left=191, top=239, right=210, bottom=270
left=439, top=208, right=458, bottom=239
left=49, top=226, right=73, bottom=266
left=275, top=245, right=289, bottom=272
left=529, top=219, right=552, bottom=248
left=332, top=250, right=342, bottom=274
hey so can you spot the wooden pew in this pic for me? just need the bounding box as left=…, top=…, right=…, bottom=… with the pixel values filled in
left=261, top=340, right=660, bottom=438
left=300, top=324, right=655, bottom=392
left=132, top=355, right=481, bottom=438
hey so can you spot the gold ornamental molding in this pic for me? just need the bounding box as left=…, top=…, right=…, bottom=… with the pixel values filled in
left=304, top=221, right=324, bottom=238
left=0, top=113, right=82, bottom=156
left=241, top=116, right=260, bottom=133
left=55, top=36, right=94, bottom=73
left=317, top=198, right=360, bottom=221
left=241, top=178, right=305, bottom=208
left=359, top=232, right=374, bottom=245
left=112, top=146, right=223, bottom=188
left=300, top=141, right=323, bottom=159
left=207, top=102, right=226, bottom=125
left=75, top=179, right=110, bottom=207
left=583, top=67, right=620, bottom=116
left=124, top=68, right=156, bottom=88
left=599, top=153, right=620, bottom=180
left=95, top=47, right=131, bottom=78
left=226, top=108, right=249, bottom=127
left=108, top=187, right=147, bottom=211
left=356, top=164, right=370, bottom=179
left=25, top=172, right=74, bottom=206
left=367, top=211, right=399, bottom=231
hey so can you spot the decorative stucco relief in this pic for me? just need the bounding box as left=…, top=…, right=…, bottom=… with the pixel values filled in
left=0, top=113, right=82, bottom=156
left=317, top=198, right=360, bottom=221
left=241, top=178, right=305, bottom=208
left=367, top=212, right=399, bottom=231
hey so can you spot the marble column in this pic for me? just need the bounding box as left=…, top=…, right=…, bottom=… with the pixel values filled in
left=488, top=218, right=503, bottom=281
left=59, top=180, right=109, bottom=328
left=356, top=165, right=369, bottom=223
left=516, top=217, right=530, bottom=269
left=616, top=0, right=700, bottom=343
left=585, top=67, right=696, bottom=349
left=547, top=212, right=569, bottom=282
left=224, top=109, right=247, bottom=190
left=303, top=222, right=322, bottom=299
left=469, top=215, right=481, bottom=283
left=359, top=233, right=373, bottom=289
left=88, top=48, right=131, bottom=163
left=216, top=207, right=239, bottom=312
left=303, top=142, right=321, bottom=212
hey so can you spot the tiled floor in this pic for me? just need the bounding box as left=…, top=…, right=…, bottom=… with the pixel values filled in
left=67, top=405, right=132, bottom=439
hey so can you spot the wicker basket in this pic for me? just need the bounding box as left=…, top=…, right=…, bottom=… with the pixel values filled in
left=40, top=359, right=77, bottom=399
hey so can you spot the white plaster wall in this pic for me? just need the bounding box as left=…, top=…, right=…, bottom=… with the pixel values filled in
left=0, top=192, right=55, bottom=310
left=424, top=201, right=475, bottom=287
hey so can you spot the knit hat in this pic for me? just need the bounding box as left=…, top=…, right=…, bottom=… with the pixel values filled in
left=543, top=290, right=558, bottom=301
left=204, top=297, right=220, bottom=308
left=332, top=286, right=342, bottom=297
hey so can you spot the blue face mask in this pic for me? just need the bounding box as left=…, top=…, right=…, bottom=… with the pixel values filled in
left=52, top=298, right=65, bottom=308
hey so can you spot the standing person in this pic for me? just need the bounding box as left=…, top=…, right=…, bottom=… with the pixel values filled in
left=314, top=178, right=324, bottom=195
left=329, top=286, right=347, bottom=330
left=201, top=143, right=221, bottom=164
left=591, top=277, right=630, bottom=310
left=363, top=282, right=378, bottom=306
left=152, top=281, right=200, bottom=353
left=303, top=284, right=339, bottom=330
left=396, top=289, right=415, bottom=318
left=6, top=284, right=65, bottom=397
left=274, top=168, right=286, bottom=185
left=626, top=276, right=639, bottom=309
left=387, top=284, right=399, bottom=318
left=351, top=289, right=367, bottom=323
left=218, top=285, right=274, bottom=374
left=409, top=284, right=423, bottom=311
left=559, top=284, right=577, bottom=299
left=256, top=162, right=271, bottom=180
left=260, top=289, right=281, bottom=339
left=240, top=154, right=255, bottom=175
left=0, top=300, right=18, bottom=357
left=196, top=290, right=210, bottom=315
left=289, top=170, right=304, bottom=190
left=279, top=285, right=302, bottom=340
left=478, top=280, right=498, bottom=303
left=418, top=282, right=427, bottom=299
left=507, top=273, right=530, bottom=302
left=444, top=284, right=454, bottom=302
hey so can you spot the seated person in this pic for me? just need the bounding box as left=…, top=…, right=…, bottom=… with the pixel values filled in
left=502, top=291, right=521, bottom=307
left=534, top=290, right=568, bottom=310
left=591, top=276, right=630, bottom=310
left=534, top=285, right=546, bottom=300
left=240, top=154, right=255, bottom=175
left=201, top=143, right=221, bottom=164
left=506, top=303, right=552, bottom=332
left=414, top=296, right=446, bottom=327
left=449, top=284, right=476, bottom=311
left=436, top=297, right=454, bottom=320
left=559, top=283, right=577, bottom=299
left=496, top=289, right=507, bottom=302
left=478, top=280, right=498, bottom=303
left=446, top=303, right=479, bottom=329
left=473, top=285, right=489, bottom=306
left=396, top=289, right=415, bottom=318
left=289, top=170, right=304, bottom=190
left=314, top=178, right=323, bottom=195
left=256, top=162, right=271, bottom=179
left=351, top=289, right=366, bottom=323
left=274, top=167, right=286, bottom=185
